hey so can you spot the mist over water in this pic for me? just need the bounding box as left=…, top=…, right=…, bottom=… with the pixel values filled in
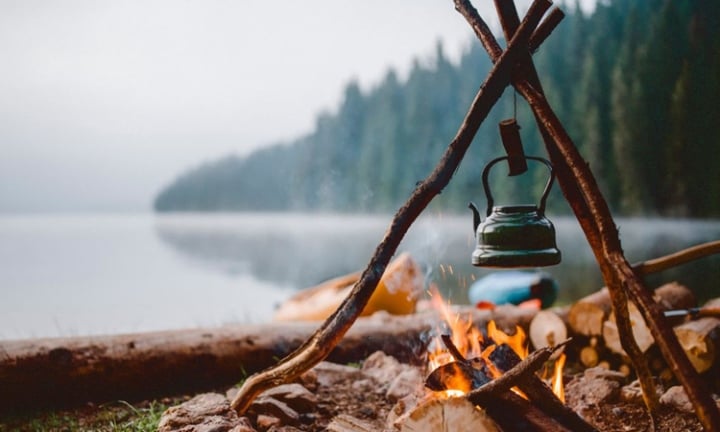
left=153, top=213, right=720, bottom=305
left=1, top=213, right=718, bottom=340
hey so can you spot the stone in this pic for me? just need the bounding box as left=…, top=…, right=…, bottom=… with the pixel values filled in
left=249, top=398, right=300, bottom=424
left=256, top=414, right=281, bottom=430
left=257, top=383, right=318, bottom=412
left=228, top=418, right=257, bottom=432
left=565, top=366, right=625, bottom=414
left=660, top=386, right=694, bottom=413
left=620, top=379, right=663, bottom=404
left=312, top=361, right=364, bottom=388
left=361, top=351, right=409, bottom=384
left=386, top=368, right=424, bottom=402
left=158, top=393, right=243, bottom=432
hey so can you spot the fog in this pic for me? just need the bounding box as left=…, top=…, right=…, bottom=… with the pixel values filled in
left=0, top=0, right=595, bottom=213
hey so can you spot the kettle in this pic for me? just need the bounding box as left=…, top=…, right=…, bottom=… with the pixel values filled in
left=468, top=156, right=561, bottom=268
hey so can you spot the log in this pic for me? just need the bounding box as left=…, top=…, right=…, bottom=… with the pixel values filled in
left=529, top=310, right=568, bottom=356
left=0, top=305, right=537, bottom=413
left=568, top=282, right=695, bottom=337
left=488, top=344, right=597, bottom=432
left=674, top=317, right=720, bottom=373
left=394, top=397, right=501, bottom=432
left=425, top=339, right=578, bottom=432
left=603, top=301, right=656, bottom=356
left=579, top=337, right=601, bottom=368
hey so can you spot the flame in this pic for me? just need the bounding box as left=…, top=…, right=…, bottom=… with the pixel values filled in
left=551, top=353, right=566, bottom=403
left=487, top=319, right=528, bottom=359
left=427, top=286, right=483, bottom=373
left=426, top=288, right=566, bottom=402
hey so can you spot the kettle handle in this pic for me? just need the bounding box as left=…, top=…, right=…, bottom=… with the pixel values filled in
left=482, top=156, right=555, bottom=217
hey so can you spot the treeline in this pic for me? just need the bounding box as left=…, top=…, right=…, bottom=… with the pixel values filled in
left=155, top=0, right=720, bottom=217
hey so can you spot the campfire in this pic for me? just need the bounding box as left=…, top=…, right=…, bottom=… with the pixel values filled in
left=386, top=288, right=583, bottom=432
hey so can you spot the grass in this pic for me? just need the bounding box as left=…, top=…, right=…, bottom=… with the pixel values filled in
left=0, top=399, right=178, bottom=432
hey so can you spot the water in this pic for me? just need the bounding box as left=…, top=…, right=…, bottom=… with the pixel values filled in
left=1, top=212, right=719, bottom=340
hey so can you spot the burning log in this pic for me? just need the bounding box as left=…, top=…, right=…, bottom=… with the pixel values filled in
left=423, top=328, right=596, bottom=432
left=568, top=282, right=696, bottom=338
left=487, top=344, right=597, bottom=432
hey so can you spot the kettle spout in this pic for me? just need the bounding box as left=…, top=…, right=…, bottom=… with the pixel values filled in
left=468, top=202, right=481, bottom=233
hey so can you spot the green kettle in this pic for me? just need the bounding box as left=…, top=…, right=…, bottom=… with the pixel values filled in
left=468, top=156, right=561, bottom=268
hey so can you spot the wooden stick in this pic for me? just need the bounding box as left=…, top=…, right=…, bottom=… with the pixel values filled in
left=633, top=240, right=720, bottom=276
left=489, top=344, right=598, bottom=432
left=453, top=1, right=720, bottom=429
left=229, top=0, right=552, bottom=414
left=467, top=341, right=570, bottom=406
left=427, top=339, right=577, bottom=432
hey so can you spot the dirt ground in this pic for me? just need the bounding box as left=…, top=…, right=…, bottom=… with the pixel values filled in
left=1, top=354, right=713, bottom=432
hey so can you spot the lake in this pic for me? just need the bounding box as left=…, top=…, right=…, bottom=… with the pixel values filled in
left=1, top=212, right=719, bottom=340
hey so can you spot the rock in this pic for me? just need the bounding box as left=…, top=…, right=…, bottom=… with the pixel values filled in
left=660, top=386, right=694, bottom=413
left=248, top=398, right=300, bottom=425
left=386, top=368, right=424, bottom=402
left=565, top=366, right=625, bottom=414
left=620, top=379, right=663, bottom=404
left=229, top=418, right=257, bottom=432
left=312, top=361, right=364, bottom=388
left=256, top=414, right=281, bottom=430
left=258, top=383, right=317, bottom=413
left=361, top=351, right=408, bottom=384
left=298, top=368, right=319, bottom=392
left=158, top=393, right=243, bottom=432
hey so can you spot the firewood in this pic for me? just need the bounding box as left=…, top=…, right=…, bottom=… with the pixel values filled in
left=529, top=310, right=568, bottom=356
left=395, top=397, right=501, bottom=432
left=580, top=345, right=599, bottom=368
left=488, top=344, right=598, bottom=432
left=567, top=288, right=613, bottom=337
left=568, top=282, right=695, bottom=337
left=673, top=317, right=720, bottom=373
left=603, top=301, right=656, bottom=356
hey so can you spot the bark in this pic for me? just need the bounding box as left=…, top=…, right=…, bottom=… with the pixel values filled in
left=0, top=306, right=536, bottom=413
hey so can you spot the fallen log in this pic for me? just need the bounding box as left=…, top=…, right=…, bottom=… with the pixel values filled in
left=0, top=305, right=537, bottom=414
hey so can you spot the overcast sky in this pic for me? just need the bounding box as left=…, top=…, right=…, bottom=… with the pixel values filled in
left=0, top=0, right=594, bottom=213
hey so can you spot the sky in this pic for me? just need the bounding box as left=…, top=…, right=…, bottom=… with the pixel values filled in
left=0, top=0, right=595, bottom=213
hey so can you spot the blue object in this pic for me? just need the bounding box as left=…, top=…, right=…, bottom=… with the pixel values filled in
left=468, top=271, right=558, bottom=308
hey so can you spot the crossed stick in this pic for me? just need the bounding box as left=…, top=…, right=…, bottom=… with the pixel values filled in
left=231, top=1, right=720, bottom=430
